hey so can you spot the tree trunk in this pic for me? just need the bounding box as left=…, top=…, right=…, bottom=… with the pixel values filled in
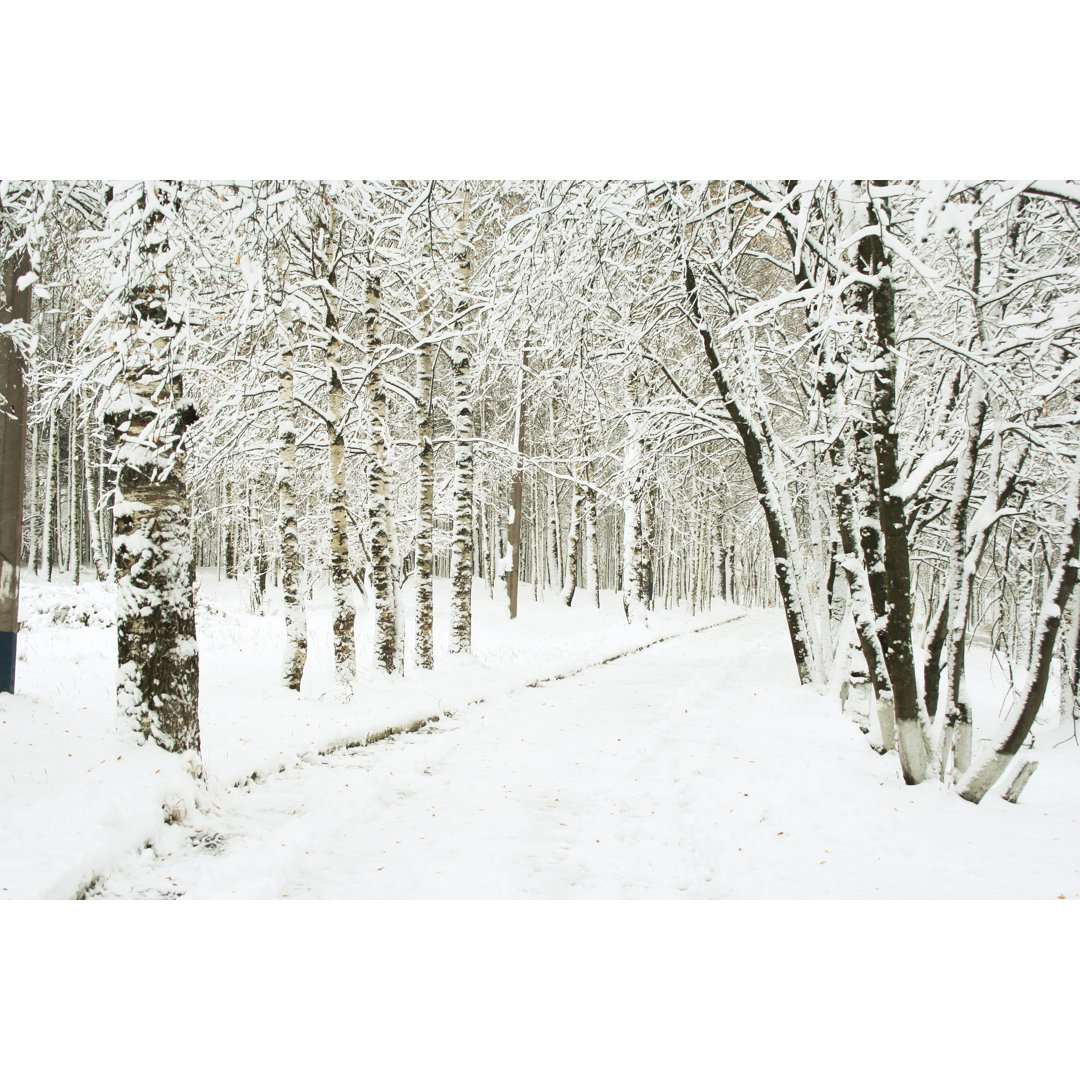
left=319, top=189, right=356, bottom=683
left=621, top=362, right=646, bottom=624
left=43, top=409, right=56, bottom=581
left=1060, top=595, right=1080, bottom=730
left=224, top=479, right=235, bottom=579
left=449, top=188, right=475, bottom=654
left=414, top=280, right=435, bottom=665
left=28, top=419, right=39, bottom=576
left=940, top=375, right=988, bottom=779
left=816, top=354, right=898, bottom=749
left=923, top=595, right=949, bottom=721
left=960, top=462, right=1080, bottom=803
left=83, top=402, right=109, bottom=582
left=504, top=346, right=527, bottom=619
left=277, top=309, right=307, bottom=691
left=365, top=274, right=402, bottom=675
left=548, top=479, right=561, bottom=591
left=70, top=396, right=80, bottom=584
left=859, top=188, right=929, bottom=783
left=104, top=181, right=200, bottom=754
left=1, top=248, right=31, bottom=693
left=585, top=474, right=600, bottom=610
left=561, top=478, right=583, bottom=606
left=685, top=262, right=818, bottom=685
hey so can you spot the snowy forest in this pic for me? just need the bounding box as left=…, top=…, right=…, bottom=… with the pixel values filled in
left=2, top=179, right=1080, bottom=901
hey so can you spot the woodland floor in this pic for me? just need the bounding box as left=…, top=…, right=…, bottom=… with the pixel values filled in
left=3, top=571, right=1078, bottom=900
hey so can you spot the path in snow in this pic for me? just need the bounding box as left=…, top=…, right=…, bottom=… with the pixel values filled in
left=91, top=610, right=1080, bottom=899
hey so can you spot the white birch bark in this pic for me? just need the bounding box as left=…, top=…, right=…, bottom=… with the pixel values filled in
left=561, top=478, right=584, bottom=606
left=365, top=274, right=402, bottom=674
left=277, top=305, right=307, bottom=691
left=83, top=402, right=109, bottom=582
left=448, top=188, right=474, bottom=654
left=940, top=375, right=988, bottom=778
left=318, top=189, right=356, bottom=683
left=102, top=181, right=200, bottom=756
left=70, top=396, right=80, bottom=584
left=43, top=409, right=55, bottom=581
left=504, top=348, right=526, bottom=619
left=586, top=476, right=600, bottom=610
left=414, top=280, right=435, bottom=666
left=621, top=364, right=646, bottom=624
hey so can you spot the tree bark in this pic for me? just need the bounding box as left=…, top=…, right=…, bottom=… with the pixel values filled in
left=585, top=470, right=600, bottom=610
left=414, top=280, right=435, bottom=665
left=104, top=181, right=200, bottom=754
left=28, top=418, right=39, bottom=576
left=685, top=261, right=818, bottom=685
left=365, top=274, right=402, bottom=674
left=83, top=401, right=109, bottom=582
left=318, top=189, right=356, bottom=682
left=621, top=360, right=647, bottom=624
left=939, top=375, right=988, bottom=777
left=277, top=308, right=307, bottom=691
left=1, top=248, right=31, bottom=693
left=449, top=188, right=475, bottom=654
left=43, top=409, right=56, bottom=581
left=504, top=345, right=527, bottom=619
left=70, top=396, right=80, bottom=584
left=859, top=187, right=929, bottom=783
left=561, top=478, right=584, bottom=606
left=817, top=357, right=897, bottom=749
left=960, top=462, right=1080, bottom=803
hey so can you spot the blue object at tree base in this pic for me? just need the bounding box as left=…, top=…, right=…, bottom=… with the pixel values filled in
left=0, top=630, right=15, bottom=693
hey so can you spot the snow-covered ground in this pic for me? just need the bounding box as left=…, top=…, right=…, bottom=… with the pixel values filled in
left=3, top=569, right=1079, bottom=900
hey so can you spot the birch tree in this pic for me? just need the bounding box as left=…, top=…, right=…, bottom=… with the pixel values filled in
left=448, top=184, right=475, bottom=653
left=312, top=185, right=356, bottom=683
left=100, top=181, right=200, bottom=754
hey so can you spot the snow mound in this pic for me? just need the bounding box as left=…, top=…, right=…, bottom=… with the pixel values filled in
left=19, top=583, right=116, bottom=629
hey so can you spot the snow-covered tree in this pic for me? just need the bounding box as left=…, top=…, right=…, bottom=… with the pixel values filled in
left=98, top=182, right=201, bottom=754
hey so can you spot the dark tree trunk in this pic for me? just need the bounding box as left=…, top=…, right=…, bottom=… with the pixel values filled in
left=0, top=249, right=31, bottom=693
left=860, top=187, right=929, bottom=783
left=685, top=262, right=817, bottom=685
left=960, top=463, right=1080, bottom=802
